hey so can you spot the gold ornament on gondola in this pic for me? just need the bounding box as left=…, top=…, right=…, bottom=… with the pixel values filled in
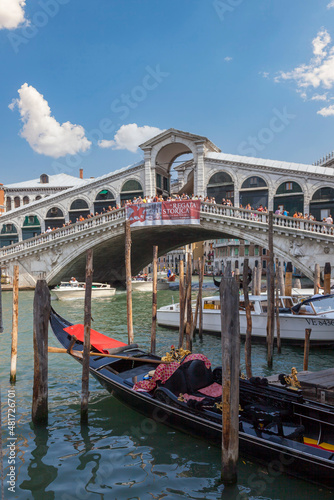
left=284, top=367, right=301, bottom=389
left=215, top=401, right=223, bottom=411
left=161, top=345, right=191, bottom=363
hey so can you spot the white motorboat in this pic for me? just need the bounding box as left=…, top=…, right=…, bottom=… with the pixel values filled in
left=157, top=293, right=334, bottom=346
left=52, top=282, right=116, bottom=300
left=131, top=277, right=170, bottom=292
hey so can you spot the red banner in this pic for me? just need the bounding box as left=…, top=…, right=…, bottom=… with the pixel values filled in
left=126, top=200, right=200, bottom=227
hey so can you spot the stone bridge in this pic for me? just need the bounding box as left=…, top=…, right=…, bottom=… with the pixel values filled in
left=1, top=203, right=333, bottom=287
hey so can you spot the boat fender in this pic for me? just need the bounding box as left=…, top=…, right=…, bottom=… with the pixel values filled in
left=249, top=377, right=268, bottom=387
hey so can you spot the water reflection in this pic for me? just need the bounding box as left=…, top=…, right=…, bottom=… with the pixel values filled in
left=20, top=426, right=57, bottom=500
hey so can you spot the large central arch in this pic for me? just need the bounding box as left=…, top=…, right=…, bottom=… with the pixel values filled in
left=140, top=129, right=221, bottom=197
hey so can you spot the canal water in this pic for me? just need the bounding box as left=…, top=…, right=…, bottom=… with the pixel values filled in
left=1, top=285, right=334, bottom=499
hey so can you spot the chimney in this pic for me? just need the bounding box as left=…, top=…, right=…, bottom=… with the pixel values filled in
left=79, top=168, right=83, bottom=179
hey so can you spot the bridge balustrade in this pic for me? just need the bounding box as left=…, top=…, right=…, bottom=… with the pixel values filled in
left=1, top=202, right=334, bottom=260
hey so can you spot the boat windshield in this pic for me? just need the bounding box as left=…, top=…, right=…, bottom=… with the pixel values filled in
left=310, top=295, right=334, bottom=314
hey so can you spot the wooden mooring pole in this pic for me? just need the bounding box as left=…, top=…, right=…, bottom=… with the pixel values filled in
left=243, top=258, right=252, bottom=379
left=256, top=262, right=262, bottom=295
left=252, top=266, right=257, bottom=295
left=81, top=249, right=93, bottom=424
left=151, top=245, right=158, bottom=354
left=285, top=262, right=293, bottom=297
left=278, top=263, right=285, bottom=297
left=196, top=256, right=205, bottom=342
left=275, top=259, right=281, bottom=354
left=220, top=262, right=240, bottom=484
left=303, top=329, right=312, bottom=371
left=178, top=259, right=185, bottom=348
left=0, top=267, right=3, bottom=333
left=32, top=280, right=50, bottom=424
left=314, top=263, right=321, bottom=295
left=266, top=211, right=275, bottom=369
left=185, top=254, right=192, bottom=351
left=125, top=221, right=134, bottom=345
left=10, top=265, right=19, bottom=384
left=324, top=262, right=331, bottom=295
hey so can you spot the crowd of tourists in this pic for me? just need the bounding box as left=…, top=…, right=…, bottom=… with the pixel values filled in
left=42, top=194, right=333, bottom=233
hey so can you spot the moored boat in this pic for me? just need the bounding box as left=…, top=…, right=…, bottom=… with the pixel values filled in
left=49, top=307, right=334, bottom=488
left=157, top=293, right=334, bottom=346
left=52, top=281, right=116, bottom=300
left=131, top=276, right=170, bottom=291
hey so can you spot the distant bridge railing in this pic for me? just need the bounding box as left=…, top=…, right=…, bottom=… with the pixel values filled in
left=1, top=202, right=334, bottom=260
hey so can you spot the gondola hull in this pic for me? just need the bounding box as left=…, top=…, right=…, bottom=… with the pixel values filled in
left=50, top=309, right=334, bottom=489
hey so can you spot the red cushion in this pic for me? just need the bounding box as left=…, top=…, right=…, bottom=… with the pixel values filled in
left=64, top=324, right=127, bottom=353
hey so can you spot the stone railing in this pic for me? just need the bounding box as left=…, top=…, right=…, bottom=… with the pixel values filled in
left=201, top=203, right=334, bottom=236
left=1, top=202, right=334, bottom=260
left=0, top=208, right=126, bottom=259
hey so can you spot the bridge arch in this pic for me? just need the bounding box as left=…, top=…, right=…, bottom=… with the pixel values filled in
left=0, top=222, right=19, bottom=247
left=274, top=180, right=304, bottom=215
left=206, top=170, right=235, bottom=204
left=151, top=138, right=197, bottom=195
left=22, top=214, right=41, bottom=240
left=120, top=179, right=144, bottom=205
left=68, top=198, right=91, bottom=222
left=310, top=186, right=334, bottom=221
left=239, top=175, right=268, bottom=209
left=94, top=188, right=117, bottom=213
left=44, top=207, right=66, bottom=229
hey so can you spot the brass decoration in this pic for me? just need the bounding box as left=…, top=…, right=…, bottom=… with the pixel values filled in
left=215, top=401, right=223, bottom=412
left=240, top=373, right=247, bottom=380
left=284, top=367, right=301, bottom=389
left=161, top=346, right=191, bottom=363
left=178, top=394, right=185, bottom=402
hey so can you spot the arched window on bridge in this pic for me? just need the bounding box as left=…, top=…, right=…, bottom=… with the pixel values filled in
left=120, top=180, right=143, bottom=205
left=22, top=215, right=41, bottom=240
left=239, top=176, right=268, bottom=210
left=94, top=189, right=116, bottom=214
left=69, top=199, right=90, bottom=223
left=6, top=197, right=11, bottom=212
left=35, top=195, right=42, bottom=201
left=23, top=196, right=30, bottom=205
left=207, top=172, right=234, bottom=205
left=0, top=223, right=18, bottom=247
left=274, top=182, right=303, bottom=216
left=45, top=207, right=65, bottom=229
left=310, top=187, right=334, bottom=221
left=14, top=196, right=20, bottom=209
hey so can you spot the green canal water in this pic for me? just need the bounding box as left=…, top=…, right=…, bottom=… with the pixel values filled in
left=1, top=286, right=334, bottom=499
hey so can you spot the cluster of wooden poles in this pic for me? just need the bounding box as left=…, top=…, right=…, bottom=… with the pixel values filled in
left=124, top=221, right=205, bottom=354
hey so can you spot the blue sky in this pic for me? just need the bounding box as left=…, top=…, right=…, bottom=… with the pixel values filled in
left=1, top=0, right=334, bottom=185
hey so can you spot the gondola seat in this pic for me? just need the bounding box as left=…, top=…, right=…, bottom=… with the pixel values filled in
left=161, top=359, right=213, bottom=396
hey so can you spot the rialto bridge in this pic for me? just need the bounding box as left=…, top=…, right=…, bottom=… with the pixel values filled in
left=1, top=128, right=334, bottom=286
left=0, top=203, right=334, bottom=288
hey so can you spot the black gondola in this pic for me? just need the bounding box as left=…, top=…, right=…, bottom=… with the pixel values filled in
left=50, top=308, right=334, bottom=488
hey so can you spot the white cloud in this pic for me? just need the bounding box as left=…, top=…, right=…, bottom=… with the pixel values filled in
left=98, top=124, right=165, bottom=153
left=311, top=93, right=328, bottom=101
left=224, top=56, right=232, bottom=62
left=260, top=71, right=269, bottom=79
left=9, top=83, right=91, bottom=158
left=317, top=104, right=334, bottom=116
left=327, top=1, right=334, bottom=9
left=276, top=29, right=334, bottom=90
left=0, top=0, right=27, bottom=30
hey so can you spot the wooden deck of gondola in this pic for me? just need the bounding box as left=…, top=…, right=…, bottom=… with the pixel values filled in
left=267, top=368, right=334, bottom=405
